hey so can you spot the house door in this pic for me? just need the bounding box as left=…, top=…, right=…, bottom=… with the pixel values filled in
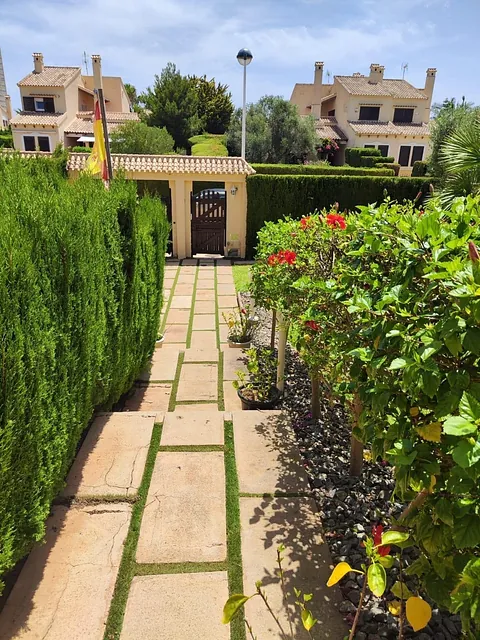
left=191, top=189, right=226, bottom=255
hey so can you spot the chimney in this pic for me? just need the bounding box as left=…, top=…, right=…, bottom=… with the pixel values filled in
left=33, top=53, right=44, bottom=74
left=369, top=63, right=384, bottom=84
left=314, top=61, right=324, bottom=85
left=5, top=95, right=12, bottom=121
left=423, top=68, right=437, bottom=121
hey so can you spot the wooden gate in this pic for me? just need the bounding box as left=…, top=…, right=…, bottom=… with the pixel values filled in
left=191, top=189, right=226, bottom=255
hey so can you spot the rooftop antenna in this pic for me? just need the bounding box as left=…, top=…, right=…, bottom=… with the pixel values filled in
left=82, top=51, right=90, bottom=75
left=326, top=70, right=332, bottom=83
left=401, top=62, right=408, bottom=79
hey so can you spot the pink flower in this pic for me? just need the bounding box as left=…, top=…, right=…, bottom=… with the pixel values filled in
left=469, top=241, right=480, bottom=263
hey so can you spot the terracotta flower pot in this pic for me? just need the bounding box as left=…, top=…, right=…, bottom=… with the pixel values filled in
left=227, top=337, right=251, bottom=349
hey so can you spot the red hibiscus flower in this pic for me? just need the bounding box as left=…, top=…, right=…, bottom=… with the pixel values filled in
left=372, top=524, right=391, bottom=557
left=300, top=217, right=312, bottom=229
left=305, top=320, right=320, bottom=331
left=267, top=254, right=279, bottom=266
left=326, top=213, right=347, bottom=230
left=268, top=250, right=297, bottom=266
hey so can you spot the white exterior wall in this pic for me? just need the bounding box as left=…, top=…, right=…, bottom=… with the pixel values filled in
left=12, top=127, right=60, bottom=151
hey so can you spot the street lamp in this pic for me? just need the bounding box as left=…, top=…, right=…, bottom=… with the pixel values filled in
left=236, top=48, right=253, bottom=159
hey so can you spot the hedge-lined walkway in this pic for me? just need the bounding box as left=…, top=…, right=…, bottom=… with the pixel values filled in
left=0, top=261, right=346, bottom=640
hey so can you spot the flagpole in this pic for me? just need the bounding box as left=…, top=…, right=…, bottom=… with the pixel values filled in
left=92, top=54, right=113, bottom=181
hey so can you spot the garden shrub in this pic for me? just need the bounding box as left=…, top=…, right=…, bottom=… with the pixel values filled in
left=0, top=156, right=169, bottom=587
left=71, top=145, right=92, bottom=153
left=251, top=163, right=395, bottom=177
left=246, top=174, right=432, bottom=256
left=251, top=196, right=480, bottom=635
left=412, top=160, right=429, bottom=176
left=360, top=155, right=378, bottom=168
left=377, top=162, right=400, bottom=176
left=345, top=147, right=381, bottom=166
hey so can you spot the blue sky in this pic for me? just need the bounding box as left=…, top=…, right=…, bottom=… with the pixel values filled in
left=1, top=0, right=479, bottom=112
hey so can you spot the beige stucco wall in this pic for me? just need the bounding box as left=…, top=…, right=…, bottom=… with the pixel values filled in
left=349, top=131, right=430, bottom=166
left=12, top=126, right=60, bottom=151
left=82, top=76, right=131, bottom=112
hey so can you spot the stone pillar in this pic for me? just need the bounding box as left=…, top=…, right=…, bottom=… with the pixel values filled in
left=225, top=179, right=247, bottom=259
left=184, top=180, right=193, bottom=257
left=169, top=178, right=185, bottom=259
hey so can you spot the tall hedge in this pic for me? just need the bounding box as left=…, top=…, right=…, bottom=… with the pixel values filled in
left=250, top=163, right=394, bottom=177
left=246, top=174, right=431, bottom=255
left=345, top=147, right=381, bottom=166
left=0, top=156, right=169, bottom=585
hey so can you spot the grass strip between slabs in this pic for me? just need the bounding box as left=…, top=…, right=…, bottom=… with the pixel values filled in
left=186, top=266, right=199, bottom=349
left=214, top=265, right=221, bottom=350
left=135, top=561, right=228, bottom=576
left=103, top=421, right=162, bottom=640
left=159, top=444, right=224, bottom=452
left=224, top=420, right=246, bottom=640
left=218, top=350, right=225, bottom=411
left=167, top=351, right=185, bottom=412
left=160, top=265, right=181, bottom=334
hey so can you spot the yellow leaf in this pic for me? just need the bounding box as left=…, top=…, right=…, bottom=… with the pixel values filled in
left=410, top=407, right=419, bottom=417
left=388, top=600, right=402, bottom=616
left=363, top=450, right=372, bottom=462
left=374, top=335, right=381, bottom=349
left=416, top=422, right=442, bottom=443
left=406, top=597, right=432, bottom=632
left=327, top=562, right=353, bottom=587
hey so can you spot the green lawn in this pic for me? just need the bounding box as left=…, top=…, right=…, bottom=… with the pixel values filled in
left=189, top=134, right=228, bottom=157
left=232, top=265, right=251, bottom=293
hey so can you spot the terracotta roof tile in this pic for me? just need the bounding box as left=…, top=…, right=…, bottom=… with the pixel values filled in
left=75, top=111, right=140, bottom=122
left=67, top=153, right=255, bottom=175
left=314, top=116, right=348, bottom=141
left=336, top=76, right=428, bottom=99
left=65, top=111, right=140, bottom=135
left=348, top=120, right=430, bottom=136
left=10, top=112, right=68, bottom=127
left=18, top=66, right=80, bottom=87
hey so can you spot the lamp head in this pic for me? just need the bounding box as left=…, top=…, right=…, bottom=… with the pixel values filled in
left=237, top=48, right=253, bottom=67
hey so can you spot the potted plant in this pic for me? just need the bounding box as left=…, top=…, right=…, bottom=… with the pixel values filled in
left=223, top=305, right=258, bottom=348
left=233, top=347, right=281, bottom=410
left=155, top=332, right=165, bottom=347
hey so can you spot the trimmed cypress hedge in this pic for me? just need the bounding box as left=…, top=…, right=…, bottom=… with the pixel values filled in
left=345, top=147, right=381, bottom=166
left=246, top=173, right=431, bottom=256
left=0, top=156, right=169, bottom=585
left=251, top=163, right=394, bottom=176
left=412, top=160, right=429, bottom=176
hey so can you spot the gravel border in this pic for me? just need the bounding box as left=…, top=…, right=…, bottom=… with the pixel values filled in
left=241, top=292, right=462, bottom=640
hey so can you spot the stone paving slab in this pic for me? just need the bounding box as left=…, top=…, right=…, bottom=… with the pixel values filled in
left=120, top=572, right=229, bottom=640
left=190, top=331, right=217, bottom=351
left=136, top=452, right=226, bottom=563
left=174, top=283, right=195, bottom=296
left=177, top=275, right=196, bottom=285
left=232, top=410, right=310, bottom=494
left=217, top=283, right=236, bottom=295
left=62, top=413, right=155, bottom=497
left=240, top=497, right=347, bottom=639
left=183, top=348, right=219, bottom=362
left=163, top=278, right=175, bottom=287
left=222, top=347, right=247, bottom=380
left=195, top=300, right=216, bottom=314
left=223, top=381, right=242, bottom=411
left=196, top=289, right=215, bottom=301
left=162, top=411, right=224, bottom=446
left=124, top=384, right=172, bottom=412
left=192, top=314, right=216, bottom=330
left=174, top=403, right=218, bottom=411
left=177, top=363, right=218, bottom=401
left=218, top=294, right=238, bottom=308
left=138, top=349, right=179, bottom=382
left=196, top=280, right=215, bottom=289
left=0, top=504, right=131, bottom=640
left=163, top=324, right=188, bottom=344
left=165, top=309, right=190, bottom=324
left=219, top=323, right=229, bottom=343
left=170, top=296, right=193, bottom=309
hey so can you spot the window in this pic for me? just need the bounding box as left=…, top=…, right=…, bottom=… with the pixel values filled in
left=23, top=96, right=35, bottom=111
left=398, top=145, right=411, bottom=166
left=364, top=144, right=375, bottom=148
left=359, top=106, right=380, bottom=121
left=411, top=146, right=424, bottom=165
left=393, top=108, right=414, bottom=123
left=328, top=109, right=336, bottom=116
left=22, top=96, right=55, bottom=113
left=37, top=136, right=50, bottom=152
left=378, top=144, right=389, bottom=157
left=23, top=136, right=35, bottom=151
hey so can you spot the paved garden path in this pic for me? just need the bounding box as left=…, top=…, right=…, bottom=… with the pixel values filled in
left=0, top=261, right=347, bottom=640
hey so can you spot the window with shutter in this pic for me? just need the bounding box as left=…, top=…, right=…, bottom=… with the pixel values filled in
left=398, top=146, right=411, bottom=166
left=23, top=136, right=35, bottom=151
left=393, top=108, right=414, bottom=123
left=37, top=137, right=50, bottom=152
left=359, top=106, right=380, bottom=121
left=411, top=146, right=424, bottom=165
left=378, top=145, right=389, bottom=157
left=23, top=97, right=35, bottom=111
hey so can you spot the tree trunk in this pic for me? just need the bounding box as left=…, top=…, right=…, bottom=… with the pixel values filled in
left=311, top=375, right=320, bottom=419
left=276, top=312, right=288, bottom=394
left=349, top=392, right=364, bottom=476
left=270, top=309, right=277, bottom=350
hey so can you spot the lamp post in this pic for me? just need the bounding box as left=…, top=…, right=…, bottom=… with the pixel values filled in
left=236, top=48, right=253, bottom=159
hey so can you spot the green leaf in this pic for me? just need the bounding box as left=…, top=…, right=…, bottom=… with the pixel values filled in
left=301, top=608, right=317, bottom=631
left=443, top=416, right=477, bottom=436
left=222, top=594, right=251, bottom=624
left=459, top=392, right=480, bottom=421
left=381, top=530, right=411, bottom=546
left=389, top=357, right=408, bottom=370
left=391, top=581, right=414, bottom=600
left=435, top=498, right=454, bottom=526
left=447, top=370, right=470, bottom=392
left=367, top=563, right=387, bottom=597
left=419, top=341, right=442, bottom=361
left=436, top=391, right=461, bottom=419
left=421, top=370, right=441, bottom=398
left=444, top=333, right=463, bottom=356
left=453, top=515, right=480, bottom=549
left=379, top=555, right=395, bottom=568
left=452, top=439, right=480, bottom=469
left=463, top=327, right=480, bottom=355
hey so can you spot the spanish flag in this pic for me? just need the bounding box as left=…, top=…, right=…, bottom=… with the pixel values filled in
left=85, top=93, right=109, bottom=184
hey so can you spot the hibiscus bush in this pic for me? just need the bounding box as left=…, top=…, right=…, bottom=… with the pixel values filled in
left=252, top=195, right=480, bottom=635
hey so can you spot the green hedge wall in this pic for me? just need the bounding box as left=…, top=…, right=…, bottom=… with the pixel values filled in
left=412, top=160, right=429, bottom=176
left=251, top=163, right=395, bottom=176
left=345, top=147, right=382, bottom=166
left=246, top=174, right=431, bottom=256
left=0, top=156, right=169, bottom=585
